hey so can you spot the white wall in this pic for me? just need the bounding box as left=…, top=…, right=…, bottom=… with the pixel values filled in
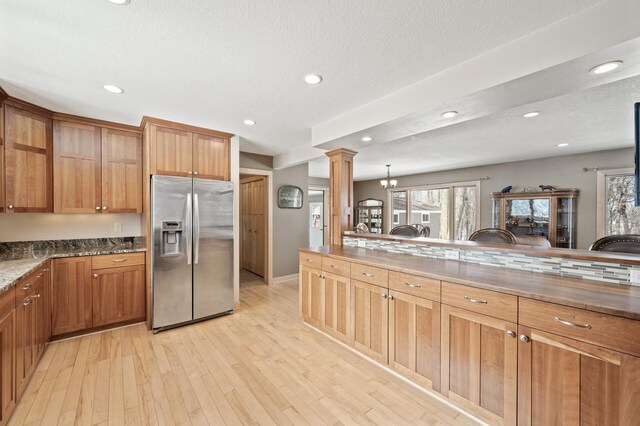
left=0, top=214, right=142, bottom=242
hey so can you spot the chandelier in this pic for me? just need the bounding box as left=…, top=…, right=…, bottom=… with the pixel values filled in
left=380, top=164, right=397, bottom=189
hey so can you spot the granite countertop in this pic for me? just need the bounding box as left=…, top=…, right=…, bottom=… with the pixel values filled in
left=302, top=245, right=640, bottom=321
left=0, top=240, right=146, bottom=294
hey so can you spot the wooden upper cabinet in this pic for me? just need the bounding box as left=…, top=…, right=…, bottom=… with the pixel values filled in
left=146, top=121, right=231, bottom=180
left=101, top=128, right=142, bottom=213
left=440, top=304, right=518, bottom=426
left=53, top=121, right=102, bottom=213
left=0, top=102, right=4, bottom=214
left=518, top=326, right=640, bottom=426
left=152, top=126, right=193, bottom=176
left=4, top=105, right=53, bottom=213
left=193, top=133, right=229, bottom=180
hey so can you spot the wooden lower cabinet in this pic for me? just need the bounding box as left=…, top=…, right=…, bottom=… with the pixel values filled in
left=16, top=277, right=44, bottom=398
left=350, top=279, right=388, bottom=363
left=300, top=266, right=323, bottom=328
left=440, top=304, right=518, bottom=425
left=518, top=326, right=640, bottom=425
left=0, top=311, right=15, bottom=425
left=52, top=257, right=92, bottom=336
left=91, top=265, right=145, bottom=327
left=389, top=290, right=440, bottom=391
left=322, top=272, right=350, bottom=343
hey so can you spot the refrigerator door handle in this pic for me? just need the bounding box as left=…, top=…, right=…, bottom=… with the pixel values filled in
left=194, top=193, right=200, bottom=264
left=186, top=193, right=192, bottom=265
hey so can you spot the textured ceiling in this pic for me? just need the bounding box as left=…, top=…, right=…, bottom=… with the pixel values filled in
left=308, top=74, right=640, bottom=180
left=0, top=0, right=601, bottom=155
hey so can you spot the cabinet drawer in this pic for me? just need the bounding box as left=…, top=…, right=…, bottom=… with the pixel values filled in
left=299, top=253, right=322, bottom=269
left=389, top=271, right=440, bottom=301
left=15, top=266, right=45, bottom=304
left=321, top=257, right=350, bottom=277
left=92, top=252, right=145, bottom=270
left=441, top=281, right=517, bottom=323
left=0, top=284, right=15, bottom=321
left=350, top=263, right=388, bottom=288
left=519, top=298, right=640, bottom=357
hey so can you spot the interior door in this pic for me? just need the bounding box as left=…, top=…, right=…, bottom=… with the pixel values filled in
left=152, top=175, right=193, bottom=329
left=193, top=178, right=234, bottom=319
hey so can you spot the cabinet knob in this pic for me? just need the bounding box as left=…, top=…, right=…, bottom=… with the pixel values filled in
left=381, top=293, right=388, bottom=299
left=193, top=171, right=199, bottom=175
left=102, top=206, right=108, bottom=211
left=93, top=273, right=98, bottom=278
left=188, top=171, right=193, bottom=175
left=96, top=206, right=101, bottom=211
left=506, top=330, right=516, bottom=338
left=7, top=204, right=13, bottom=210
left=388, top=295, right=395, bottom=301
left=519, top=335, right=530, bottom=343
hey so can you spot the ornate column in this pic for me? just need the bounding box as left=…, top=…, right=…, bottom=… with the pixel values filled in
left=325, top=148, right=357, bottom=246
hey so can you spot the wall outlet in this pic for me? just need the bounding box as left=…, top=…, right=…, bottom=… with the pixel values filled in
left=630, top=269, right=640, bottom=284
left=445, top=250, right=460, bottom=261
left=357, top=239, right=367, bottom=248
left=113, top=222, right=122, bottom=232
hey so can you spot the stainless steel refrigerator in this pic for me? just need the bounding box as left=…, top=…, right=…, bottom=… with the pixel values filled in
left=151, top=175, right=234, bottom=332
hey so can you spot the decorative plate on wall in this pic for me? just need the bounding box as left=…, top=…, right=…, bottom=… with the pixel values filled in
left=278, top=185, right=303, bottom=209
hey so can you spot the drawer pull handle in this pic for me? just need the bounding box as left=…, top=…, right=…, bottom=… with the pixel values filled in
left=464, top=295, right=488, bottom=304
left=21, top=284, right=32, bottom=291
left=554, top=316, right=592, bottom=329
left=404, top=282, right=422, bottom=288
left=316, top=273, right=325, bottom=279
left=22, top=298, right=32, bottom=306
left=112, top=258, right=128, bottom=263
left=362, top=272, right=375, bottom=278
left=31, top=293, right=41, bottom=299
left=330, top=264, right=339, bottom=269
left=306, top=258, right=314, bottom=262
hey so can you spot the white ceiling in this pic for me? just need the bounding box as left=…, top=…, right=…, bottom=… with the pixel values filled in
left=0, top=0, right=602, bottom=157
left=309, top=74, right=640, bottom=180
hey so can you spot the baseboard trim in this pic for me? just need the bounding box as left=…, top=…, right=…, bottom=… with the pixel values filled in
left=273, top=273, right=299, bottom=283
left=302, top=322, right=488, bottom=426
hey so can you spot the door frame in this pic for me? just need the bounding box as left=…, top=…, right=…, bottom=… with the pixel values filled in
left=309, top=185, right=330, bottom=245
left=239, top=168, right=273, bottom=285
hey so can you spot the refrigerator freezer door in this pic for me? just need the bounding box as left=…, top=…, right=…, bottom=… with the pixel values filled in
left=152, top=175, right=194, bottom=328
left=193, top=179, right=234, bottom=319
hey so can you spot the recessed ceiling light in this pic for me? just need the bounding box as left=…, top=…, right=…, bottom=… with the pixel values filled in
left=361, top=136, right=372, bottom=142
left=557, top=143, right=569, bottom=147
left=441, top=111, right=458, bottom=119
left=523, top=111, right=540, bottom=118
left=589, top=60, right=623, bottom=75
left=109, top=0, right=131, bottom=4
left=243, top=119, right=256, bottom=126
left=103, top=84, right=124, bottom=94
left=304, top=74, right=323, bottom=85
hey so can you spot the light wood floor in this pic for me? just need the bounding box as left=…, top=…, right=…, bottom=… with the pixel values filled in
left=239, top=269, right=265, bottom=289
left=10, top=279, right=478, bottom=425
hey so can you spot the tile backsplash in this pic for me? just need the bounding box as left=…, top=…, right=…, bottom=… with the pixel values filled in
left=343, top=236, right=639, bottom=286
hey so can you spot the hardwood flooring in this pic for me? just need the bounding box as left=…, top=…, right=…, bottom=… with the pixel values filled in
left=9, top=279, right=478, bottom=425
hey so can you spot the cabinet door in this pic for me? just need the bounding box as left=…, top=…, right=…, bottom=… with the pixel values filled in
left=52, top=257, right=92, bottom=336
left=42, top=263, right=51, bottom=344
left=32, top=275, right=46, bottom=359
left=441, top=304, right=517, bottom=425
left=0, top=102, right=4, bottom=214
left=15, top=292, right=36, bottom=398
left=4, top=105, right=53, bottom=212
left=322, top=272, right=350, bottom=343
left=53, top=121, right=102, bottom=213
left=351, top=279, right=388, bottom=363
left=518, top=326, right=640, bottom=426
left=389, top=290, right=440, bottom=391
left=299, top=266, right=323, bottom=328
left=0, top=311, right=15, bottom=425
left=101, top=128, right=142, bottom=213
left=152, top=126, right=193, bottom=176
left=192, top=133, right=229, bottom=180
left=91, top=265, right=145, bottom=327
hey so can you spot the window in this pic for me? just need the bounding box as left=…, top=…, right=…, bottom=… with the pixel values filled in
left=388, top=181, right=480, bottom=239
left=597, top=168, right=640, bottom=237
